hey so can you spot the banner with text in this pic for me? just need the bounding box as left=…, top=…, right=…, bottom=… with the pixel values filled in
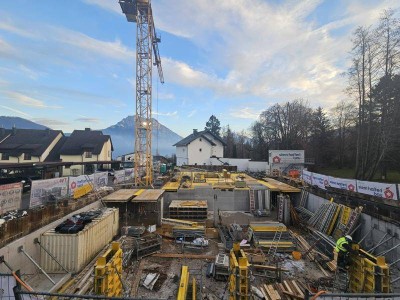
left=114, top=170, right=126, bottom=184
left=328, top=176, right=357, bottom=192
left=357, top=180, right=398, bottom=200
left=30, top=178, right=69, bottom=207
left=0, top=183, right=22, bottom=214
left=302, top=170, right=313, bottom=185
left=124, top=168, right=134, bottom=181
left=311, top=173, right=329, bottom=190
left=94, top=172, right=108, bottom=189
left=68, top=175, right=94, bottom=196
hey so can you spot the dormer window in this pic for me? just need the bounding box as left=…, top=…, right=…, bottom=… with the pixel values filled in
left=1, top=153, right=9, bottom=160
left=24, top=153, right=31, bottom=160
left=85, top=151, right=93, bottom=158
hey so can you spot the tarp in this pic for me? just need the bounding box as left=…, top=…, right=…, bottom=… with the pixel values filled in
left=114, top=170, right=126, bottom=183
left=357, top=180, right=398, bottom=200
left=328, top=176, right=357, bottom=192
left=30, top=177, right=68, bottom=207
left=0, top=182, right=22, bottom=214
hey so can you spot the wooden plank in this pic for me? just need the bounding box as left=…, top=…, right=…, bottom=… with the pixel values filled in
left=283, top=281, right=294, bottom=300
left=265, top=284, right=281, bottom=300
left=132, top=189, right=165, bottom=201
left=283, top=291, right=304, bottom=300
left=315, top=261, right=330, bottom=277
left=290, top=281, right=304, bottom=298
left=102, top=189, right=139, bottom=202
left=251, top=264, right=289, bottom=272
left=151, top=253, right=214, bottom=259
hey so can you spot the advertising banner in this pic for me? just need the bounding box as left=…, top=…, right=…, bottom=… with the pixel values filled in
left=114, top=170, right=126, bottom=184
left=68, top=175, right=94, bottom=196
left=302, top=170, right=313, bottom=185
left=0, top=183, right=22, bottom=214
left=311, top=172, right=329, bottom=190
left=124, top=168, right=134, bottom=181
left=30, top=178, right=68, bottom=207
left=356, top=180, right=398, bottom=200
left=328, top=176, right=357, bottom=192
left=94, top=172, right=108, bottom=189
left=269, top=150, right=305, bottom=164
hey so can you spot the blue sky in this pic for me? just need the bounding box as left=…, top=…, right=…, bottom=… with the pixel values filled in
left=0, top=0, right=399, bottom=137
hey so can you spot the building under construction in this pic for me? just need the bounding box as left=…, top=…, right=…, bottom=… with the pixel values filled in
left=1, top=167, right=400, bottom=299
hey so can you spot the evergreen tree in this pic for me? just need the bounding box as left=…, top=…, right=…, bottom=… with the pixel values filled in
left=205, top=115, right=221, bottom=136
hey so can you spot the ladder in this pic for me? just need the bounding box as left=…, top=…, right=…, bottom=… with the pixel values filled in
left=344, top=207, right=362, bottom=234
left=267, top=226, right=283, bottom=260
left=333, top=267, right=349, bottom=292
left=249, top=189, right=255, bottom=212
left=277, top=196, right=284, bottom=222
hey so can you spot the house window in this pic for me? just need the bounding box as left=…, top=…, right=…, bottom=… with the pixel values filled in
left=199, top=138, right=202, bottom=141
left=85, top=151, right=93, bottom=158
left=1, top=153, right=9, bottom=160
left=24, top=153, right=31, bottom=160
left=199, top=148, right=202, bottom=152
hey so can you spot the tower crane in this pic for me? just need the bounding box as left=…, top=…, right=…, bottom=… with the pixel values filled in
left=119, top=0, right=164, bottom=186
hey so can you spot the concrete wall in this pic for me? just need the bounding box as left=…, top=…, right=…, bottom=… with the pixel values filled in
left=209, top=158, right=268, bottom=172
left=0, top=200, right=102, bottom=275
left=176, top=146, right=188, bottom=166
left=163, top=188, right=251, bottom=214
left=188, top=137, right=214, bottom=166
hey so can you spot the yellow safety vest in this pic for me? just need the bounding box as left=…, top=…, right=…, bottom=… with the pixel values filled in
left=335, top=237, right=348, bottom=252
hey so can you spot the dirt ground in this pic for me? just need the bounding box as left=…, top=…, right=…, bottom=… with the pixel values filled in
left=123, top=212, right=329, bottom=299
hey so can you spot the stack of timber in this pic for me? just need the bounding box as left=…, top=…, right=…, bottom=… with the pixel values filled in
left=169, top=200, right=207, bottom=219
left=248, top=222, right=295, bottom=252
left=254, top=279, right=306, bottom=300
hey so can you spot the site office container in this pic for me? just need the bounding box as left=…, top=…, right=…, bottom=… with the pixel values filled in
left=40, top=208, right=119, bottom=273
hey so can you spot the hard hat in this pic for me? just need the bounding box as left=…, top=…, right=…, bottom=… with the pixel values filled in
left=345, top=235, right=352, bottom=241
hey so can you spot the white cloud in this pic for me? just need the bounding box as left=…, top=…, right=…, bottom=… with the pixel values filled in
left=82, top=0, right=121, bottom=14
left=188, top=110, right=197, bottom=118
left=154, top=111, right=178, bottom=117
left=4, top=91, right=62, bottom=109
left=75, top=117, right=101, bottom=123
left=229, top=107, right=259, bottom=120
left=0, top=105, right=31, bottom=117
left=158, top=92, right=175, bottom=100
left=0, top=20, right=38, bottom=39
left=19, top=64, right=41, bottom=80
left=32, top=118, right=69, bottom=127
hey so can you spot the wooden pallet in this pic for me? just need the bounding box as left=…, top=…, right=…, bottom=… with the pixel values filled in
left=257, top=279, right=306, bottom=300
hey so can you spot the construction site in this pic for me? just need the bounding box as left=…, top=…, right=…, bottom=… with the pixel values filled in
left=1, top=0, right=400, bottom=300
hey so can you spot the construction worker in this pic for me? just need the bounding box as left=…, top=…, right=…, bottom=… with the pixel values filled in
left=335, top=235, right=353, bottom=269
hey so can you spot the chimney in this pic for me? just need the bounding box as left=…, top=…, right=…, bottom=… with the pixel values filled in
left=193, top=129, right=198, bottom=134
left=85, top=128, right=91, bottom=131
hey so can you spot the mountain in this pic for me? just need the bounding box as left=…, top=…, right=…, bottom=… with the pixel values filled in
left=103, top=116, right=182, bottom=157
left=0, top=116, right=47, bottom=130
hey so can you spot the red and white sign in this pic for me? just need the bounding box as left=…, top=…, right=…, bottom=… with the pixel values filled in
left=269, top=150, right=305, bottom=164
left=328, top=176, right=357, bottom=192
left=302, top=170, right=313, bottom=185
left=0, top=183, right=22, bottom=214
left=311, top=173, right=329, bottom=190
left=356, top=180, right=398, bottom=200
left=68, top=175, right=94, bottom=196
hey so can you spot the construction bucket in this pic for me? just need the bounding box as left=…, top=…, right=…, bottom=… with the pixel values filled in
left=292, top=251, right=302, bottom=260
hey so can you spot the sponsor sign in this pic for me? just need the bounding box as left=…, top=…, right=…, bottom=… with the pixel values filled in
left=0, top=183, right=22, bottom=214
left=357, top=180, right=398, bottom=200
left=328, top=176, right=357, bottom=192
left=269, top=150, right=305, bottom=164
left=94, top=172, right=108, bottom=189
left=124, top=168, right=134, bottom=181
left=30, top=177, right=68, bottom=207
left=114, top=170, right=126, bottom=184
left=302, top=170, right=313, bottom=185
left=73, top=184, right=93, bottom=199
left=311, top=172, right=329, bottom=190
left=68, top=175, right=94, bottom=196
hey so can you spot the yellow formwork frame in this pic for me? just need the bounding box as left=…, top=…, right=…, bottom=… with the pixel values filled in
left=229, top=243, right=250, bottom=300
left=94, top=242, right=123, bottom=297
left=349, top=246, right=391, bottom=293
left=177, top=266, right=197, bottom=300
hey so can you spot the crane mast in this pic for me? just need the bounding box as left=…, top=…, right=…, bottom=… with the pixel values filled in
left=119, top=0, right=164, bottom=186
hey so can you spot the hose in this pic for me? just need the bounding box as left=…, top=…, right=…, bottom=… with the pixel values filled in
left=12, top=271, right=34, bottom=292
left=311, top=290, right=326, bottom=300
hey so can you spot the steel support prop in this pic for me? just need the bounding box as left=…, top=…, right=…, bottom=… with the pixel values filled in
left=18, top=246, right=55, bottom=285
left=367, top=233, right=391, bottom=253
left=358, top=228, right=373, bottom=245
left=391, top=277, right=400, bottom=284
left=349, top=223, right=362, bottom=236
left=377, top=242, right=400, bottom=256
left=34, top=238, right=68, bottom=273
left=389, top=257, right=400, bottom=267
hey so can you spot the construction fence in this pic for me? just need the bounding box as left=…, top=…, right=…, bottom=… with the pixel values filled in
left=302, top=170, right=399, bottom=201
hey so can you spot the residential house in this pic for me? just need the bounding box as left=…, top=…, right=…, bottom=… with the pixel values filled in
left=0, top=128, right=64, bottom=163
left=59, top=128, right=113, bottom=176
left=173, top=129, right=226, bottom=166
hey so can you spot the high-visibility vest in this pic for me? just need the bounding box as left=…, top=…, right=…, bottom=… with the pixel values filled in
left=335, top=237, right=348, bottom=252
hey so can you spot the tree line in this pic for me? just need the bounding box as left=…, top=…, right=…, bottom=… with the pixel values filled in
left=215, top=9, right=400, bottom=181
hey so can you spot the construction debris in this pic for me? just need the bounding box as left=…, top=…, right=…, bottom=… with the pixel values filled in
left=142, top=273, right=160, bottom=290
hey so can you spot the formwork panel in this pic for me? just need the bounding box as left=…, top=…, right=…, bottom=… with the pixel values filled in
left=40, top=208, right=119, bottom=273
